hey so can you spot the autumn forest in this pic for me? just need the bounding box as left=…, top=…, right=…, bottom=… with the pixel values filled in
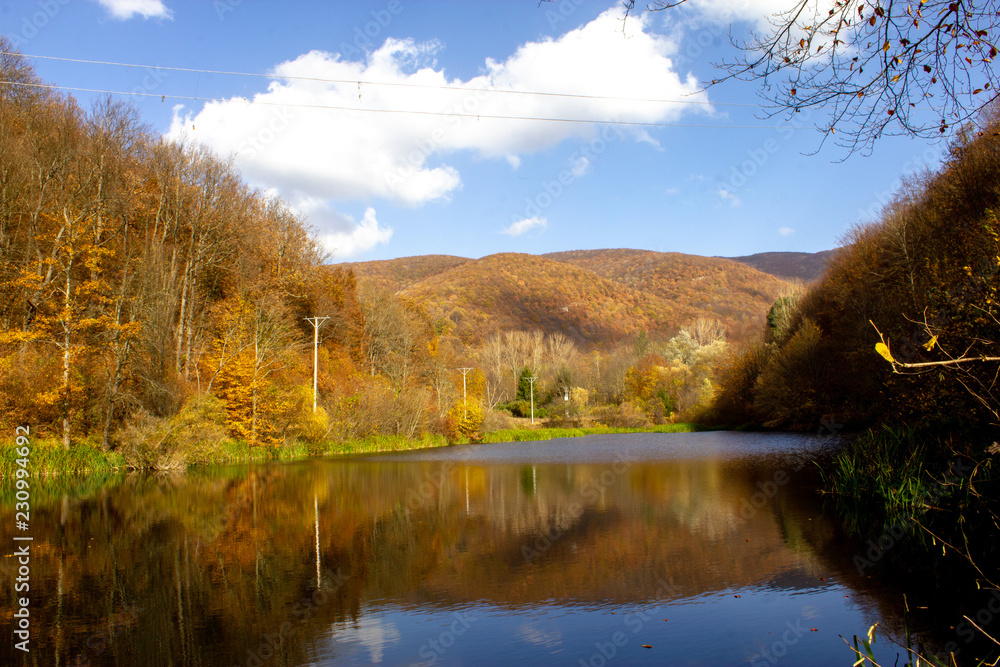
left=0, top=41, right=812, bottom=466
left=5, top=15, right=1000, bottom=663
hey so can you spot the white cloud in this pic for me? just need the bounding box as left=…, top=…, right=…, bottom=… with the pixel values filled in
left=717, top=187, right=741, bottom=207
left=94, top=0, right=172, bottom=20
left=166, top=7, right=710, bottom=252
left=685, top=0, right=790, bottom=26
left=570, top=156, right=591, bottom=178
left=779, top=226, right=795, bottom=236
left=682, top=1, right=847, bottom=56
left=503, top=216, right=547, bottom=236
left=317, top=208, right=393, bottom=259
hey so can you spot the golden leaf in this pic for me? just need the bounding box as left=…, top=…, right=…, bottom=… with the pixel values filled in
left=876, top=342, right=895, bottom=362
left=923, top=335, right=938, bottom=351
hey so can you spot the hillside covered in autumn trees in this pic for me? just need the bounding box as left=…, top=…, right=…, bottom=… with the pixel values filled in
left=342, top=248, right=797, bottom=347
left=710, top=115, right=1000, bottom=448
left=0, top=45, right=811, bottom=461
left=0, top=44, right=354, bottom=453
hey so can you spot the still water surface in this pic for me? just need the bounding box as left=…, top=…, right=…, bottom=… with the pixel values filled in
left=1, top=432, right=957, bottom=665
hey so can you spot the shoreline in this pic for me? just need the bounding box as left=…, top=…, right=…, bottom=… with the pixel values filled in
left=0, top=423, right=709, bottom=478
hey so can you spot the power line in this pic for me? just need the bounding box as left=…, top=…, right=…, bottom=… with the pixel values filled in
left=0, top=79, right=802, bottom=130
left=2, top=50, right=763, bottom=109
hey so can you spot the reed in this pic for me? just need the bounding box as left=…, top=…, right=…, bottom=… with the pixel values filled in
left=0, top=437, right=127, bottom=477
left=823, top=424, right=937, bottom=511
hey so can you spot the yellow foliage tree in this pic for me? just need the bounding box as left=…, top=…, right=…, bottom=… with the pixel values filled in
left=207, top=295, right=299, bottom=448
left=446, top=399, right=484, bottom=443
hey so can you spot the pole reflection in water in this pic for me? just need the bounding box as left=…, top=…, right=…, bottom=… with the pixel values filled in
left=0, top=432, right=969, bottom=666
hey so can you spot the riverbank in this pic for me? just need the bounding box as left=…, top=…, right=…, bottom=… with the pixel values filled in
left=0, top=423, right=709, bottom=477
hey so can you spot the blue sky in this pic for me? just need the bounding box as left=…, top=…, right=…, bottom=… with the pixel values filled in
left=1, top=0, right=950, bottom=261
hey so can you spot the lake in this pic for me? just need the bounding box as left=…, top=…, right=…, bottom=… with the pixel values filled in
left=1, top=431, right=980, bottom=665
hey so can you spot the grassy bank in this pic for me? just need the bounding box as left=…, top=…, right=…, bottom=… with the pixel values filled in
left=480, top=422, right=707, bottom=443
left=1, top=423, right=709, bottom=477
left=191, top=433, right=452, bottom=466
left=0, top=433, right=451, bottom=477
left=1, top=438, right=129, bottom=477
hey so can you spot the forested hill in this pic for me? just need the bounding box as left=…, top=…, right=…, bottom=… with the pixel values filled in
left=342, top=249, right=795, bottom=347
left=709, top=120, right=1000, bottom=434
left=725, top=249, right=841, bottom=282
left=337, top=254, right=471, bottom=293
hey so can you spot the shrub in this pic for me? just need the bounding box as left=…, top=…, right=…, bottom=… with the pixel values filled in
left=499, top=399, right=531, bottom=418
left=482, top=409, right=515, bottom=432
left=117, top=395, right=230, bottom=470
left=592, top=401, right=651, bottom=428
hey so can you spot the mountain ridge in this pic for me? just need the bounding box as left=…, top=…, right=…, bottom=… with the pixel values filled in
left=337, top=248, right=832, bottom=346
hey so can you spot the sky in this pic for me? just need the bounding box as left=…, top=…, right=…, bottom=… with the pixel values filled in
left=0, top=0, right=952, bottom=262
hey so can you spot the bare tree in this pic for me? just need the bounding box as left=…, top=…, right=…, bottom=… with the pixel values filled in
left=478, top=332, right=512, bottom=410
left=629, top=0, right=1000, bottom=153
left=684, top=318, right=727, bottom=347
left=873, top=316, right=1000, bottom=423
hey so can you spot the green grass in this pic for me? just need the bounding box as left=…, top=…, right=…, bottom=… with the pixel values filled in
left=0, top=433, right=452, bottom=477
left=0, top=437, right=128, bottom=477
left=196, top=434, right=450, bottom=464
left=1, top=424, right=705, bottom=477
left=480, top=423, right=706, bottom=443
left=821, top=424, right=966, bottom=513
left=318, top=434, right=450, bottom=456
left=0, top=469, right=128, bottom=506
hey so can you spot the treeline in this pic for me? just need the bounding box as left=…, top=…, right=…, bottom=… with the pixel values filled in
left=0, top=42, right=350, bottom=452
left=710, top=111, right=1000, bottom=452
left=0, top=45, right=735, bottom=464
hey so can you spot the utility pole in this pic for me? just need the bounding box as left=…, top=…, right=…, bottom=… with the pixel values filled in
left=457, top=367, right=473, bottom=419
left=304, top=317, right=329, bottom=413
left=528, top=376, right=538, bottom=425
